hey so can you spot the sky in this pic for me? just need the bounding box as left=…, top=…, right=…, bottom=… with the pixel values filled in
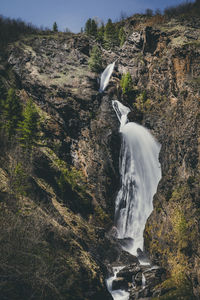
left=0, top=0, right=195, bottom=33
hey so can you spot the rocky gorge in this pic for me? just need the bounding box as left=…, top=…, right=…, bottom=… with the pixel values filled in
left=0, top=10, right=200, bottom=300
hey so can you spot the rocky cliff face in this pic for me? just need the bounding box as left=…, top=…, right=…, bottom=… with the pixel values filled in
left=0, top=13, right=200, bottom=299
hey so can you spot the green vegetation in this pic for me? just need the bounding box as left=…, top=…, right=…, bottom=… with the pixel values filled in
left=0, top=15, right=40, bottom=48
left=97, top=23, right=105, bottom=43
left=84, top=18, right=98, bottom=37
left=0, top=88, right=22, bottom=138
left=104, top=18, right=117, bottom=49
left=0, top=89, right=40, bottom=149
left=56, top=165, right=92, bottom=212
left=135, top=90, right=151, bottom=111
left=19, top=99, right=40, bottom=149
left=147, top=183, right=198, bottom=300
left=11, top=162, right=29, bottom=198
left=88, top=45, right=102, bottom=73
left=84, top=18, right=126, bottom=49
left=53, top=21, right=58, bottom=32
left=57, top=164, right=87, bottom=198
left=164, top=0, right=200, bottom=17
left=45, top=151, right=92, bottom=213
left=120, top=72, right=134, bottom=97
left=153, top=273, right=195, bottom=300
left=118, top=27, right=126, bottom=47
left=94, top=205, right=111, bottom=227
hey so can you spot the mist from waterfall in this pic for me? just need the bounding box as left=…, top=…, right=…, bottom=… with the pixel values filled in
left=112, top=100, right=161, bottom=255
left=99, top=61, right=115, bottom=92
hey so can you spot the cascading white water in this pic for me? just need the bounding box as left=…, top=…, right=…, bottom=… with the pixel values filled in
left=106, top=267, right=129, bottom=300
left=112, top=100, right=161, bottom=256
left=100, top=63, right=161, bottom=300
left=99, top=61, right=115, bottom=92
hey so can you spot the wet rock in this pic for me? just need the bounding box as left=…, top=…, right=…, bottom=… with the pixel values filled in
left=136, top=248, right=151, bottom=265
left=144, top=267, right=166, bottom=286
left=135, top=271, right=143, bottom=286
left=117, top=263, right=140, bottom=282
left=112, top=277, right=128, bottom=291
left=117, top=250, right=139, bottom=266
left=128, top=266, right=167, bottom=299
left=128, top=109, right=143, bottom=124
left=117, top=237, right=134, bottom=248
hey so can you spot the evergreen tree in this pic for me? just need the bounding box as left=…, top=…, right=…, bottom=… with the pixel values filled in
left=145, top=9, right=153, bottom=16
left=1, top=88, right=22, bottom=137
left=90, top=19, right=98, bottom=37
left=84, top=18, right=98, bottom=38
left=97, top=23, right=104, bottom=43
left=119, top=27, right=126, bottom=47
left=19, top=99, right=39, bottom=149
left=53, top=22, right=58, bottom=32
left=88, top=46, right=102, bottom=73
left=84, top=18, right=92, bottom=35
left=104, top=19, right=117, bottom=49
left=120, top=72, right=133, bottom=96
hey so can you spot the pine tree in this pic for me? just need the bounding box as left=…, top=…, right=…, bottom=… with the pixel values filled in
left=119, top=27, right=126, bottom=47
left=97, top=23, right=104, bottom=43
left=1, top=88, right=22, bottom=137
left=90, top=19, right=97, bottom=37
left=19, top=99, right=39, bottom=149
left=104, top=19, right=117, bottom=49
left=53, top=22, right=58, bottom=32
left=88, top=46, right=102, bottom=73
left=85, top=18, right=97, bottom=37
left=85, top=18, right=92, bottom=35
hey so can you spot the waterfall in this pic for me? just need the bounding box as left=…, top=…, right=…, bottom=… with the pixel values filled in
left=112, top=100, right=161, bottom=256
left=99, top=61, right=115, bottom=92
left=142, top=273, right=146, bottom=289
left=100, top=63, right=161, bottom=299
left=106, top=267, right=129, bottom=300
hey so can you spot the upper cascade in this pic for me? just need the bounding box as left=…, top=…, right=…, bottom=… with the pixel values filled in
left=112, top=100, right=161, bottom=256
left=112, top=100, right=130, bottom=130
left=99, top=61, right=115, bottom=92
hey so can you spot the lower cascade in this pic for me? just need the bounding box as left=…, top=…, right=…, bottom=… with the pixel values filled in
left=107, top=100, right=162, bottom=299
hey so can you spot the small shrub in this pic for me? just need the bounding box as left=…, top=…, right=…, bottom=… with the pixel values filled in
left=94, top=205, right=111, bottom=227
left=120, top=72, right=134, bottom=96
left=12, top=162, right=28, bottom=198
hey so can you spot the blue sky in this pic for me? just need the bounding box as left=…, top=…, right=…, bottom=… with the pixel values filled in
left=0, top=0, right=195, bottom=33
